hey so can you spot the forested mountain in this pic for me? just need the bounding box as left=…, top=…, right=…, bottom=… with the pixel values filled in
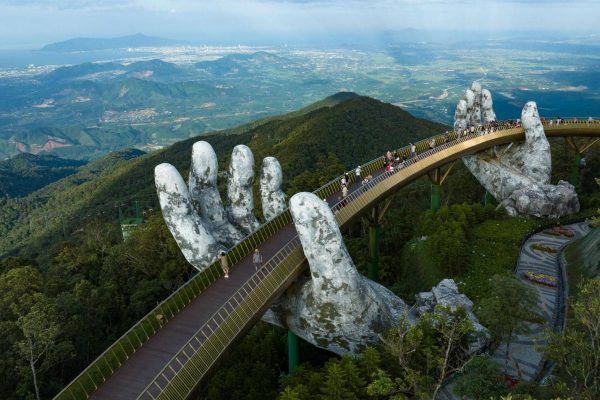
left=0, top=93, right=597, bottom=400
left=0, top=153, right=86, bottom=198
left=0, top=94, right=446, bottom=260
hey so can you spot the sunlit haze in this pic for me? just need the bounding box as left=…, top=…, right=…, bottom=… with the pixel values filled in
left=1, top=0, right=599, bottom=48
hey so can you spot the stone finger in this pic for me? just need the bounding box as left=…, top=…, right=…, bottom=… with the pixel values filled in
left=260, top=157, right=286, bottom=220
left=470, top=81, right=483, bottom=125
left=155, top=163, right=223, bottom=271
left=520, top=101, right=551, bottom=183
left=189, top=141, right=244, bottom=247
left=454, top=99, right=468, bottom=132
left=481, top=89, right=496, bottom=123
left=226, top=145, right=260, bottom=235
left=290, top=192, right=360, bottom=292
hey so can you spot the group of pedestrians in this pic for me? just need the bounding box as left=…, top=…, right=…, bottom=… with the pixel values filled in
left=337, top=166, right=359, bottom=207
left=383, top=148, right=411, bottom=172
left=218, top=248, right=263, bottom=279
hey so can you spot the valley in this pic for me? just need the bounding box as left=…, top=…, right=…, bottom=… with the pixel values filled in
left=1, top=39, right=599, bottom=160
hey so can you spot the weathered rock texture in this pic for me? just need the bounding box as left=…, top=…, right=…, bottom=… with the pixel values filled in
left=501, top=180, right=580, bottom=218
left=157, top=144, right=488, bottom=356
left=260, top=157, right=286, bottom=220
left=155, top=163, right=224, bottom=269
left=155, top=141, right=284, bottom=271
left=226, top=145, right=261, bottom=235
left=264, top=192, right=414, bottom=354
left=455, top=82, right=579, bottom=218
left=188, top=141, right=244, bottom=248
left=415, top=279, right=489, bottom=353
left=264, top=193, right=488, bottom=355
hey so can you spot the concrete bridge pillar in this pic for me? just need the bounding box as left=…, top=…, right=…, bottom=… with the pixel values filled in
left=428, top=161, right=456, bottom=212
left=288, top=330, right=299, bottom=374
left=484, top=190, right=495, bottom=206
left=431, top=184, right=442, bottom=211
left=565, top=137, right=599, bottom=189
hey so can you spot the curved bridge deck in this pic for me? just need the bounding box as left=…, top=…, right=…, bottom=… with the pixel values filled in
left=54, top=120, right=600, bottom=400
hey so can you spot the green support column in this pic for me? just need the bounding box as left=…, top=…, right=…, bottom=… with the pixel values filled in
left=431, top=184, right=442, bottom=211
left=368, top=223, right=381, bottom=282
left=483, top=190, right=495, bottom=206
left=288, top=330, right=299, bottom=374
left=571, top=153, right=582, bottom=189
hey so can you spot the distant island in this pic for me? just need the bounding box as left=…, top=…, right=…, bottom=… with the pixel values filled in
left=40, top=33, right=188, bottom=52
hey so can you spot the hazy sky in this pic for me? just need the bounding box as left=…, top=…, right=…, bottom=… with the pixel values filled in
left=1, top=0, right=599, bottom=48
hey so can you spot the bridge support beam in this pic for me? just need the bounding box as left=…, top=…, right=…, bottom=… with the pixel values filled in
left=368, top=223, right=381, bottom=281
left=364, top=199, right=393, bottom=282
left=483, top=190, right=495, bottom=206
left=288, top=330, right=299, bottom=374
left=428, top=161, right=456, bottom=212
left=431, top=184, right=442, bottom=211
left=565, top=137, right=599, bottom=188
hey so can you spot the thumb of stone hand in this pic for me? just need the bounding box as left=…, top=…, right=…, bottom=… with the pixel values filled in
left=265, top=192, right=413, bottom=355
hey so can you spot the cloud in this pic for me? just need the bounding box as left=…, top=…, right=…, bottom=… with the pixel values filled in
left=1, top=0, right=599, bottom=47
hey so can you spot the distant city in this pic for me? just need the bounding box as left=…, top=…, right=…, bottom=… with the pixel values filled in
left=1, top=34, right=599, bottom=160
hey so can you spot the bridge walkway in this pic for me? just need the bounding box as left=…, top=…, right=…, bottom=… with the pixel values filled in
left=53, top=120, right=600, bottom=400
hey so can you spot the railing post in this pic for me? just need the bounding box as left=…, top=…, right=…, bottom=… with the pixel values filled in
left=288, top=330, right=299, bottom=374
left=431, top=183, right=442, bottom=211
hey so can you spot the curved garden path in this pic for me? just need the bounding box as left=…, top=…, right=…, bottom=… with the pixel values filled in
left=439, top=221, right=591, bottom=399
left=491, top=222, right=590, bottom=381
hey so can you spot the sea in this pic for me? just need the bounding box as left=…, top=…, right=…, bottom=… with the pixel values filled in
left=0, top=49, right=154, bottom=69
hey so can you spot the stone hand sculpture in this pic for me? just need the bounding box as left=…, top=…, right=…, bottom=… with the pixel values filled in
left=264, top=192, right=415, bottom=355
left=455, top=81, right=579, bottom=218
left=154, top=141, right=285, bottom=271
left=156, top=142, right=487, bottom=356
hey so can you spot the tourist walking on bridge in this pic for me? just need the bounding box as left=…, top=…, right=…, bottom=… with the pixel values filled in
left=219, top=251, right=230, bottom=278
left=253, top=249, right=263, bottom=271
left=355, top=165, right=361, bottom=182
left=341, top=184, right=348, bottom=207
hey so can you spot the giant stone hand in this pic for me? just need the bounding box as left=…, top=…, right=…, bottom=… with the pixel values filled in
left=265, top=192, right=415, bottom=355
left=156, top=142, right=487, bottom=356
left=154, top=141, right=286, bottom=271
left=455, top=82, right=579, bottom=218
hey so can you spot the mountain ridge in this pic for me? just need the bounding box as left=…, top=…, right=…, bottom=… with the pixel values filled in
left=40, top=34, right=188, bottom=52
left=0, top=94, right=446, bottom=260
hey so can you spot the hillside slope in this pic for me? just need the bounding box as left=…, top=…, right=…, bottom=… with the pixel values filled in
left=0, top=153, right=86, bottom=198
left=0, top=94, right=446, bottom=260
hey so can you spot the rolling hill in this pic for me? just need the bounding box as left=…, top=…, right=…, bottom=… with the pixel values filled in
left=0, top=94, right=447, bottom=261
left=0, top=153, right=86, bottom=198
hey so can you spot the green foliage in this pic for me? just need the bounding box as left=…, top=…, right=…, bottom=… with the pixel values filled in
left=280, top=308, right=476, bottom=400
left=460, top=218, right=539, bottom=302
left=545, top=278, right=600, bottom=400
left=319, top=362, right=359, bottom=400
left=476, top=275, right=541, bottom=374
left=200, top=323, right=287, bottom=400
left=0, top=153, right=85, bottom=198
left=454, top=355, right=509, bottom=399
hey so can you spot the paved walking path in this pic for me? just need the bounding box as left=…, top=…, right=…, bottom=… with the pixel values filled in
left=438, top=222, right=590, bottom=399
left=490, top=222, right=589, bottom=381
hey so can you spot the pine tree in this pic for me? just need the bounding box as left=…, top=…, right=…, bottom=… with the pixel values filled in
left=320, top=362, right=357, bottom=400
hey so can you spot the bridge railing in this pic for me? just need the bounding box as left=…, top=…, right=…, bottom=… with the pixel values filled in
left=54, top=210, right=294, bottom=400
left=54, top=117, right=599, bottom=400
left=51, top=121, right=512, bottom=400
